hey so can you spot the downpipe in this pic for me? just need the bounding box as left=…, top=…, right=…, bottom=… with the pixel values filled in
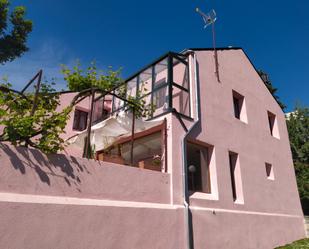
left=181, top=50, right=200, bottom=249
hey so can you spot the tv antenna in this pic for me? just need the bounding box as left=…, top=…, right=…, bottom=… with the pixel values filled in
left=196, top=7, right=220, bottom=82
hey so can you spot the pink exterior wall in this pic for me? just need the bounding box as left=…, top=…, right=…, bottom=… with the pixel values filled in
left=0, top=202, right=184, bottom=249
left=0, top=48, right=305, bottom=249
left=0, top=142, right=170, bottom=203
left=184, top=49, right=305, bottom=248
left=59, top=92, right=90, bottom=140
left=0, top=142, right=185, bottom=249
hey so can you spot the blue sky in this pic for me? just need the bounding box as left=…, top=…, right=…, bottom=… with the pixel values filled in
left=0, top=0, right=308, bottom=111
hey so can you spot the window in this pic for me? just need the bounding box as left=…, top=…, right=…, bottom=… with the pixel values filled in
left=187, top=142, right=216, bottom=194
left=97, top=131, right=164, bottom=172
left=172, top=57, right=190, bottom=117
left=232, top=90, right=247, bottom=123
left=93, top=98, right=110, bottom=124
left=233, top=96, right=241, bottom=119
left=228, top=151, right=244, bottom=203
left=265, top=163, right=274, bottom=180
left=73, top=109, right=88, bottom=131
left=267, top=111, right=280, bottom=138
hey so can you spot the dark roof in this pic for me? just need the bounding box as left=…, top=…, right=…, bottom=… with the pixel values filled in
left=186, top=47, right=242, bottom=51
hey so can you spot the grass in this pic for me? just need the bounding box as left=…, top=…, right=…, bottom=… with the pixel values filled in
left=275, top=238, right=309, bottom=248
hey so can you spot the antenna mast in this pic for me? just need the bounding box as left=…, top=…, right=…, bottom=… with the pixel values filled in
left=196, top=7, right=220, bottom=82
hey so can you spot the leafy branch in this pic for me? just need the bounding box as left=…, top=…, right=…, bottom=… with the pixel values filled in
left=0, top=0, right=32, bottom=64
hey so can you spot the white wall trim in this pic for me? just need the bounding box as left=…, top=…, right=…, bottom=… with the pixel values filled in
left=190, top=206, right=303, bottom=219
left=0, top=192, right=183, bottom=210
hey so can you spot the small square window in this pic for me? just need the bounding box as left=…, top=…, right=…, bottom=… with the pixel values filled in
left=265, top=163, right=274, bottom=180
left=267, top=111, right=280, bottom=139
left=232, top=90, right=247, bottom=123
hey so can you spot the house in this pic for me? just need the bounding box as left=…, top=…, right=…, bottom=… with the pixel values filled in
left=0, top=47, right=305, bottom=249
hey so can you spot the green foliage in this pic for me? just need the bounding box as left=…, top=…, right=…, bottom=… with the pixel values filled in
left=0, top=79, right=71, bottom=154
left=126, top=83, right=155, bottom=119
left=61, top=62, right=155, bottom=160
left=287, top=107, right=309, bottom=164
left=258, top=70, right=286, bottom=110
left=294, top=162, right=309, bottom=214
left=0, top=0, right=32, bottom=64
left=62, top=61, right=154, bottom=119
left=275, top=238, right=309, bottom=248
left=61, top=62, right=122, bottom=92
left=0, top=61, right=154, bottom=155
left=286, top=106, right=309, bottom=214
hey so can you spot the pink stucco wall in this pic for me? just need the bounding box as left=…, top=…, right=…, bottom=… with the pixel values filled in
left=0, top=202, right=184, bottom=249
left=154, top=49, right=305, bottom=248
left=0, top=142, right=185, bottom=249
left=188, top=49, right=303, bottom=214
left=184, top=49, right=305, bottom=248
left=0, top=48, right=305, bottom=249
left=0, top=142, right=170, bottom=203
left=59, top=92, right=90, bottom=140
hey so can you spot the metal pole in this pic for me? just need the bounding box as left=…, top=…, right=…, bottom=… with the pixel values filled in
left=26, top=70, right=42, bottom=148
left=212, top=22, right=220, bottom=82
left=167, top=54, right=173, bottom=110
left=30, top=70, right=42, bottom=116
left=130, top=107, right=136, bottom=166
left=84, top=88, right=95, bottom=158
left=21, top=70, right=41, bottom=93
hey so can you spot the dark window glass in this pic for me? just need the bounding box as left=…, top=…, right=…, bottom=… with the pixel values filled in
left=73, top=109, right=88, bottom=131
left=233, top=96, right=241, bottom=119
left=187, top=142, right=211, bottom=193
left=265, top=162, right=274, bottom=179
left=229, top=152, right=238, bottom=201
left=93, top=98, right=111, bottom=124
left=267, top=112, right=275, bottom=136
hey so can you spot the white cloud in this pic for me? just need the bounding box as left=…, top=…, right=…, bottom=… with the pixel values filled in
left=0, top=39, right=75, bottom=91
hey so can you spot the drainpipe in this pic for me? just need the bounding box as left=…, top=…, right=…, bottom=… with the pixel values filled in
left=181, top=50, right=200, bottom=249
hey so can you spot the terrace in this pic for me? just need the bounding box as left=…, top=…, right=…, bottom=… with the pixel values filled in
left=69, top=52, right=192, bottom=172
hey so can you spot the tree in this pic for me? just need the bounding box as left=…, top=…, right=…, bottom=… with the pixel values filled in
left=61, top=61, right=153, bottom=118
left=0, top=62, right=152, bottom=156
left=0, top=0, right=32, bottom=64
left=0, top=63, right=122, bottom=154
left=0, top=63, right=123, bottom=154
left=287, top=107, right=309, bottom=164
left=258, top=70, right=286, bottom=110
left=286, top=106, right=309, bottom=214
left=294, top=161, right=309, bottom=214
left=0, top=79, right=71, bottom=153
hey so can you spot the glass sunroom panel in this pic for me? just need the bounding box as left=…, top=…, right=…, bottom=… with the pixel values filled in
left=152, top=86, right=168, bottom=117
left=126, top=77, right=137, bottom=99
left=112, top=88, right=125, bottom=111
left=173, top=57, right=189, bottom=89
left=139, top=68, right=152, bottom=96
left=153, top=58, right=168, bottom=89
left=120, top=131, right=162, bottom=171
left=113, top=97, right=124, bottom=112
left=173, top=87, right=190, bottom=117
left=139, top=94, right=152, bottom=119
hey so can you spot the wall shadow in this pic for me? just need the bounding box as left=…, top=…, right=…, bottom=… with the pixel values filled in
left=0, top=142, right=90, bottom=188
